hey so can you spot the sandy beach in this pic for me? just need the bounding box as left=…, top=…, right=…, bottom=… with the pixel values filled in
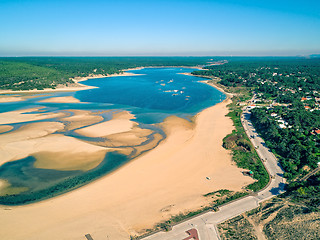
left=179, top=72, right=233, bottom=98
left=0, top=98, right=254, bottom=240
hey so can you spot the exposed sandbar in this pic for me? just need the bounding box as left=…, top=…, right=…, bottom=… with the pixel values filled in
left=76, top=119, right=137, bottom=138
left=0, top=107, right=66, bottom=125
left=75, top=111, right=137, bottom=138
left=0, top=96, right=25, bottom=102
left=0, top=125, right=14, bottom=134
left=38, top=96, right=80, bottom=103
left=0, top=84, right=97, bottom=95
left=61, top=110, right=104, bottom=131
left=102, top=127, right=153, bottom=147
left=0, top=99, right=254, bottom=240
left=0, top=121, right=110, bottom=171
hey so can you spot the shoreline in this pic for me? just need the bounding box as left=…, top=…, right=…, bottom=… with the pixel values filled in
left=0, top=66, right=202, bottom=96
left=178, top=72, right=233, bottom=98
left=0, top=95, right=253, bottom=240
left=0, top=72, right=144, bottom=95
left=0, top=65, right=254, bottom=240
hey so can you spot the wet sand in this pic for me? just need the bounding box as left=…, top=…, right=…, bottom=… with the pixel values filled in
left=38, top=96, right=81, bottom=103
left=0, top=121, right=112, bottom=170
left=0, top=107, right=66, bottom=125
left=0, top=99, right=254, bottom=240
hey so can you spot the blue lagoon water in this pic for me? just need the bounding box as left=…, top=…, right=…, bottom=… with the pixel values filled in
left=0, top=68, right=226, bottom=204
left=75, top=68, right=225, bottom=123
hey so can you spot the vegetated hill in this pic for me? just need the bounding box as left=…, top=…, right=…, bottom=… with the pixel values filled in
left=0, top=57, right=210, bottom=91
left=0, top=61, right=74, bottom=90
left=219, top=173, right=320, bottom=240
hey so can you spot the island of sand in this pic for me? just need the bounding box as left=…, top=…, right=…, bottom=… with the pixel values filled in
left=0, top=97, right=254, bottom=240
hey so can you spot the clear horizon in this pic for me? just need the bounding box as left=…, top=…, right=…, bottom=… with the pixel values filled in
left=1, top=0, right=320, bottom=57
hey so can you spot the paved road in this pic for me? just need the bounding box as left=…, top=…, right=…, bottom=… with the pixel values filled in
left=143, top=97, right=286, bottom=240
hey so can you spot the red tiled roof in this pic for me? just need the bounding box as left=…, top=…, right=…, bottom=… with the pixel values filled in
left=183, top=229, right=199, bottom=240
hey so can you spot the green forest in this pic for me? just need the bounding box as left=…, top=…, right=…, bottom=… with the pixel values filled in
left=191, top=57, right=320, bottom=222
left=0, top=57, right=210, bottom=90
left=192, top=57, right=320, bottom=181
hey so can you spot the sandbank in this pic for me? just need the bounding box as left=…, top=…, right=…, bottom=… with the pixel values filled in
left=0, top=99, right=254, bottom=240
left=106, top=71, right=145, bottom=78
left=76, top=119, right=137, bottom=138
left=75, top=111, right=137, bottom=138
left=0, top=125, right=14, bottom=133
left=61, top=109, right=104, bottom=131
left=102, top=127, right=153, bottom=147
left=0, top=121, right=111, bottom=170
left=0, top=107, right=66, bottom=125
left=0, top=179, right=28, bottom=196
left=38, top=96, right=80, bottom=103
left=0, top=71, right=143, bottom=96
left=0, top=84, right=97, bottom=95
left=0, top=96, right=25, bottom=102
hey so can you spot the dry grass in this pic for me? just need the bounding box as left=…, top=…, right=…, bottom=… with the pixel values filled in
left=219, top=196, right=320, bottom=240
left=218, top=215, right=257, bottom=240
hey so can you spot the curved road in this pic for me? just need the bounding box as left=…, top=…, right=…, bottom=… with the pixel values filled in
left=143, top=97, right=286, bottom=240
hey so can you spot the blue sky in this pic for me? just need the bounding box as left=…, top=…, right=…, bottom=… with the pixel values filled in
left=0, top=0, right=319, bottom=56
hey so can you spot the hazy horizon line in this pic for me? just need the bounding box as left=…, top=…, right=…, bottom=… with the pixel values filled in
left=0, top=54, right=319, bottom=58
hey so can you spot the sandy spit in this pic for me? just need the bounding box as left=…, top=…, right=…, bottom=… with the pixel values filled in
left=0, top=99, right=254, bottom=240
left=0, top=72, right=144, bottom=97
left=0, top=96, right=25, bottom=102
left=38, top=96, right=80, bottom=103
left=0, top=121, right=111, bottom=170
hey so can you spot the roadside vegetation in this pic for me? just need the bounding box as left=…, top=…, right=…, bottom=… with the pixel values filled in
left=199, top=57, right=320, bottom=239
left=193, top=57, right=320, bottom=182
left=132, top=189, right=249, bottom=240
left=223, top=93, right=269, bottom=191
left=3, top=57, right=319, bottom=238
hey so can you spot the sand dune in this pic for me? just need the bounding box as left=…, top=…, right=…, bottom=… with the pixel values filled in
left=0, top=99, right=254, bottom=240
